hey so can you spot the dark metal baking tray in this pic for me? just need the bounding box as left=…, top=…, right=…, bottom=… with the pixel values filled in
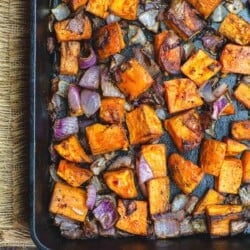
left=30, top=0, right=250, bottom=249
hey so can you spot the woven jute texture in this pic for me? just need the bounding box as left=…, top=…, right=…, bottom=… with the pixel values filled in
left=0, top=0, right=35, bottom=248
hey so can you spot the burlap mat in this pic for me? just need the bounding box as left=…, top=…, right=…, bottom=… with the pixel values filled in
left=0, top=0, right=35, bottom=248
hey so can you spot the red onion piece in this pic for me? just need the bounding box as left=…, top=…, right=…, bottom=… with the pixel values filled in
left=79, top=46, right=97, bottom=70
left=86, top=184, right=97, bottom=210
left=199, top=82, right=216, bottom=103
left=79, top=66, right=100, bottom=89
left=211, top=95, right=229, bottom=120
left=51, top=3, right=70, bottom=21
left=213, top=83, right=228, bottom=98
left=49, top=164, right=63, bottom=183
left=80, top=90, right=101, bottom=117
left=68, top=84, right=84, bottom=116
left=53, top=116, right=79, bottom=141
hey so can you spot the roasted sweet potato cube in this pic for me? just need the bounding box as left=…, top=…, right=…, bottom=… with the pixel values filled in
left=116, top=199, right=148, bottom=235
left=86, top=123, right=129, bottom=155
left=223, top=137, right=248, bottom=157
left=54, top=14, right=92, bottom=42
left=242, top=151, right=250, bottom=183
left=164, top=109, right=203, bottom=152
left=86, top=0, right=110, bottom=18
left=94, top=22, right=125, bottom=59
left=194, top=189, right=225, bottom=215
left=57, top=160, right=93, bottom=187
left=141, top=144, right=167, bottom=178
left=49, top=182, right=88, bottom=222
left=168, top=153, right=204, bottom=194
left=103, top=168, right=138, bottom=198
left=154, top=31, right=168, bottom=58
left=219, top=13, right=250, bottom=46
left=234, top=82, right=250, bottom=109
left=54, top=135, right=92, bottom=163
left=165, top=0, right=206, bottom=41
left=147, top=177, right=170, bottom=215
left=164, top=78, right=203, bottom=114
left=100, top=97, right=125, bottom=124
left=220, top=44, right=250, bottom=75
left=217, top=157, right=242, bottom=194
left=109, top=0, right=139, bottom=20
left=186, top=0, right=221, bottom=19
left=70, top=0, right=88, bottom=11
left=200, top=139, right=227, bottom=177
left=60, top=41, right=80, bottom=75
left=231, top=120, right=250, bottom=140
left=181, top=50, right=221, bottom=86
left=116, top=59, right=154, bottom=100
left=126, top=104, right=163, bottom=145
left=206, top=204, right=242, bottom=217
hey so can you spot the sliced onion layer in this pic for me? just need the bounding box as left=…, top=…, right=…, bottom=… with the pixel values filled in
left=80, top=90, right=101, bottom=117
left=79, top=66, right=100, bottom=89
left=68, top=84, right=84, bottom=116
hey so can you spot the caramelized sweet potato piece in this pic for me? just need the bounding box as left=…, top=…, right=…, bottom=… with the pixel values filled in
left=49, top=182, right=88, bottom=222
left=164, top=109, right=203, bottom=152
left=242, top=151, right=250, bottom=183
left=94, top=22, right=125, bottom=59
left=181, top=50, right=221, bottom=86
left=116, top=59, right=154, bottom=100
left=219, top=13, right=250, bottom=46
left=57, top=160, right=93, bottom=187
left=104, top=168, right=138, bottom=198
left=154, top=31, right=168, bottom=57
left=86, top=0, right=110, bottom=19
left=168, top=153, right=204, bottom=194
left=126, top=104, right=163, bottom=145
left=164, top=78, right=203, bottom=114
left=200, top=139, right=226, bottom=176
left=217, top=157, right=242, bottom=194
left=100, top=97, right=125, bottom=124
left=193, top=189, right=225, bottom=215
left=220, top=44, right=250, bottom=75
left=223, top=137, right=248, bottom=157
left=86, top=123, right=129, bottom=155
left=60, top=41, right=80, bottom=75
left=231, top=120, right=250, bottom=140
left=116, top=199, right=148, bottom=235
left=54, top=135, right=92, bottom=163
left=234, top=82, right=250, bottom=109
left=147, top=177, right=170, bottom=215
left=220, top=102, right=235, bottom=116
left=70, top=0, right=88, bottom=11
left=54, top=13, right=92, bottom=42
left=109, top=0, right=139, bottom=20
left=141, top=144, right=167, bottom=178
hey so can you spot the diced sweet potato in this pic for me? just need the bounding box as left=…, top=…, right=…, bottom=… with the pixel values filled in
left=206, top=204, right=242, bottom=217
left=99, top=97, right=125, bottom=124
left=116, top=199, right=148, bottom=235
left=147, top=177, right=170, bottom=215
left=186, top=0, right=221, bottom=19
left=181, top=50, right=221, bottom=86
left=70, top=0, right=88, bottom=11
left=223, top=137, right=248, bottom=157
left=126, top=104, right=163, bottom=145
left=164, top=78, right=203, bottom=114
left=231, top=120, right=250, bottom=140
left=200, top=139, right=227, bottom=177
left=54, top=135, right=92, bottom=163
left=86, top=123, right=129, bottom=155
left=154, top=31, right=168, bottom=58
left=219, top=13, right=250, bottom=46
left=54, top=14, right=92, bottom=42
left=220, top=102, right=235, bottom=116
left=86, top=0, right=110, bottom=19
left=94, top=22, right=125, bottom=59
left=60, top=41, right=80, bottom=75
left=242, top=151, right=250, bottom=183
left=104, top=168, right=138, bottom=198
left=57, top=160, right=93, bottom=187
left=116, top=59, right=154, bottom=100
left=220, top=44, right=250, bottom=75
left=234, top=82, right=250, bottom=109
left=217, top=157, right=242, bottom=194
left=168, top=153, right=204, bottom=194
left=109, top=0, right=139, bottom=20
left=164, top=109, right=203, bottom=152
left=140, top=144, right=167, bottom=178
left=193, top=189, right=225, bottom=215
left=165, top=0, right=206, bottom=41
left=49, top=182, right=88, bottom=222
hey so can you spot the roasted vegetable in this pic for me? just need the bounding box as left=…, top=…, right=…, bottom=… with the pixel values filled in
left=168, top=153, right=204, bottom=194
left=70, top=0, right=88, bottom=11
left=234, top=82, right=250, bottom=109
left=223, top=137, right=248, bottom=157
left=242, top=151, right=250, bottom=183
left=154, top=218, right=180, bottom=238
left=54, top=135, right=92, bottom=163
left=49, top=182, right=88, bottom=222
left=231, top=120, right=250, bottom=140
left=86, top=0, right=110, bottom=18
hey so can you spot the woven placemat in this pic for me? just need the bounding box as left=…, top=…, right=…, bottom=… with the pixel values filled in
left=0, top=0, right=35, bottom=247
